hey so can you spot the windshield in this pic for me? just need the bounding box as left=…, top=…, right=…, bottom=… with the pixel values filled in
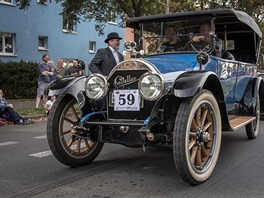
left=142, top=17, right=216, bottom=55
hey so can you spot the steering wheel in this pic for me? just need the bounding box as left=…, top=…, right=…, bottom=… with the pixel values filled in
left=184, top=39, right=212, bottom=52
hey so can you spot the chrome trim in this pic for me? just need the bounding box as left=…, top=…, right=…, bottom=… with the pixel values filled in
left=138, top=72, right=165, bottom=101
left=108, top=59, right=159, bottom=79
left=86, top=120, right=144, bottom=126
left=85, top=73, right=108, bottom=100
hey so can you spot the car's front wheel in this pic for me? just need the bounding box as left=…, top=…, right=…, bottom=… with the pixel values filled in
left=173, top=90, right=222, bottom=185
left=47, top=94, right=104, bottom=167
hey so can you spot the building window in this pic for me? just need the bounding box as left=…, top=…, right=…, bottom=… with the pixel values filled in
left=0, top=0, right=14, bottom=5
left=63, top=12, right=77, bottom=33
left=38, top=36, right=48, bottom=50
left=89, top=41, right=96, bottom=53
left=108, top=11, right=117, bottom=24
left=1, top=0, right=12, bottom=3
left=37, top=0, right=47, bottom=4
left=0, top=33, right=15, bottom=55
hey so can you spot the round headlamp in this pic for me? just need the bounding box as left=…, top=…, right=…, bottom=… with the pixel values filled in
left=139, top=73, right=164, bottom=101
left=85, top=74, right=108, bottom=100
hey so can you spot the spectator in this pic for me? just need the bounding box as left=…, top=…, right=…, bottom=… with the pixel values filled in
left=66, top=59, right=83, bottom=76
left=0, top=89, right=33, bottom=125
left=44, top=95, right=56, bottom=114
left=35, top=54, right=54, bottom=109
left=55, top=58, right=67, bottom=79
left=89, top=32, right=124, bottom=77
left=47, top=60, right=56, bottom=82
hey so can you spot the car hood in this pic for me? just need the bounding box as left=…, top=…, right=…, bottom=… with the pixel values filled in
left=144, top=54, right=198, bottom=74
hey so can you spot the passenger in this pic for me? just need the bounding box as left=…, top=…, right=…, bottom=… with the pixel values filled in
left=160, top=26, right=179, bottom=52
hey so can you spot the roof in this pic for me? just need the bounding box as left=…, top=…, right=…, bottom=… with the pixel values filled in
left=126, top=9, right=262, bottom=38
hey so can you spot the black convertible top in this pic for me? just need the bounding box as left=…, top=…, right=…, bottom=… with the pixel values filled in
left=126, top=9, right=262, bottom=38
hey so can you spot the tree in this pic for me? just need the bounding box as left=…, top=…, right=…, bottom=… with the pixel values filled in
left=15, top=0, right=196, bottom=34
left=15, top=0, right=263, bottom=52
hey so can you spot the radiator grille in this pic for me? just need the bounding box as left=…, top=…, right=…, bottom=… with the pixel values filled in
left=107, top=70, right=155, bottom=120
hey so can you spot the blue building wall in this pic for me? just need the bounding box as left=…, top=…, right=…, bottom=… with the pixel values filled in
left=0, top=1, right=124, bottom=71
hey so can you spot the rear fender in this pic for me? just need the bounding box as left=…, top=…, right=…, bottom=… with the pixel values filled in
left=252, top=77, right=264, bottom=115
left=241, top=77, right=263, bottom=114
left=260, top=78, right=264, bottom=116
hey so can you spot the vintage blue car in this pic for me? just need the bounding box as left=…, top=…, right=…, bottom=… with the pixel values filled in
left=47, top=9, right=264, bottom=185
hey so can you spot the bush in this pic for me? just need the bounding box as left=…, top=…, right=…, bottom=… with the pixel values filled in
left=0, top=61, right=39, bottom=99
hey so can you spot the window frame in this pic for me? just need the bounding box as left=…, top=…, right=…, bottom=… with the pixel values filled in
left=62, top=12, right=77, bottom=33
left=108, top=11, right=118, bottom=25
left=37, top=0, right=48, bottom=5
left=0, top=32, right=15, bottom=55
left=38, top=36, right=49, bottom=51
left=89, top=41, right=96, bottom=53
left=0, top=0, right=15, bottom=6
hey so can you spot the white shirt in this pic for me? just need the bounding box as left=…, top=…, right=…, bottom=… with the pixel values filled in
left=109, top=46, right=119, bottom=64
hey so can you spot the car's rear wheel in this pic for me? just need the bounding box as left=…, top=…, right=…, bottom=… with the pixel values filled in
left=173, top=90, right=222, bottom=185
left=47, top=94, right=104, bottom=167
left=246, top=95, right=260, bottom=139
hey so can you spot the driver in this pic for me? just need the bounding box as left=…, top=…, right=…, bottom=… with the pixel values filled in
left=191, top=22, right=222, bottom=56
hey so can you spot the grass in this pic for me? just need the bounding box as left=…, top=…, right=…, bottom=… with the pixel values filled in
left=16, top=107, right=46, bottom=117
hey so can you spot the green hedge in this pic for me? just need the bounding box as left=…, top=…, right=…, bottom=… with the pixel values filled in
left=0, top=61, right=39, bottom=99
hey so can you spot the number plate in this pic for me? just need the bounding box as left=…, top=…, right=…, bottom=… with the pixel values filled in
left=113, top=89, right=140, bottom=111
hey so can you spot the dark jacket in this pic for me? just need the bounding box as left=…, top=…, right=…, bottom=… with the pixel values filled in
left=89, top=47, right=124, bottom=76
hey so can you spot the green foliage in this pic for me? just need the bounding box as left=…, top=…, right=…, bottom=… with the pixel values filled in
left=15, top=0, right=264, bottom=51
left=16, top=106, right=45, bottom=116
left=0, top=61, right=38, bottom=99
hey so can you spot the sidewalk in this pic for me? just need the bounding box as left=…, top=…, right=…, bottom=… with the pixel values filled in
left=10, top=99, right=36, bottom=108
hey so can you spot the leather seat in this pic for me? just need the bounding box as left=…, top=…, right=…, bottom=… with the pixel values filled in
left=222, top=50, right=235, bottom=60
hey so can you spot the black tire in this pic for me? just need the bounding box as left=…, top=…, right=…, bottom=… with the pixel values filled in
left=246, top=95, right=260, bottom=139
left=173, top=90, right=222, bottom=185
left=47, top=94, right=104, bottom=167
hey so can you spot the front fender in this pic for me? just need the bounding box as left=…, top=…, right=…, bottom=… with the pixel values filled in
left=47, top=76, right=87, bottom=98
left=173, top=71, right=216, bottom=97
left=173, top=70, right=231, bottom=130
left=48, top=76, right=105, bottom=117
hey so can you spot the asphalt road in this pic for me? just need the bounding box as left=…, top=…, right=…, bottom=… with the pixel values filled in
left=0, top=121, right=263, bottom=198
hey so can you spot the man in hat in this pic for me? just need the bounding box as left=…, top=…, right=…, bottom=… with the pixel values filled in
left=89, top=32, right=124, bottom=76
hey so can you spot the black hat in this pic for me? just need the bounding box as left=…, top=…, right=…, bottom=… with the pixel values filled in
left=104, top=32, right=123, bottom=43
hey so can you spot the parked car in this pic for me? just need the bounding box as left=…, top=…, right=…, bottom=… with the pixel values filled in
left=47, top=9, right=264, bottom=185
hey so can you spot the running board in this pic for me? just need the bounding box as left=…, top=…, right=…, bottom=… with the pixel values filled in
left=229, top=116, right=256, bottom=131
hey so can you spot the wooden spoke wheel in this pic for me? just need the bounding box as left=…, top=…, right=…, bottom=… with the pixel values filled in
left=173, top=90, right=222, bottom=185
left=47, top=95, right=103, bottom=167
